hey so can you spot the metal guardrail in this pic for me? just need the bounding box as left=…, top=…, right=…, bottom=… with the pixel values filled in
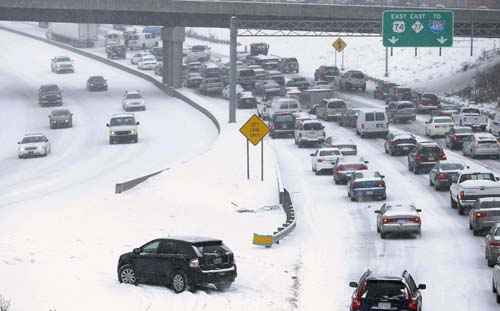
left=115, top=169, right=169, bottom=194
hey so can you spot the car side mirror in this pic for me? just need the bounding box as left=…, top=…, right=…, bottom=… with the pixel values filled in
left=133, top=248, right=140, bottom=254
left=374, top=210, right=381, bottom=214
left=496, top=177, right=500, bottom=181
left=418, top=284, right=426, bottom=290
left=364, top=160, right=369, bottom=164
left=106, top=123, right=109, bottom=127
left=17, top=142, right=20, bottom=144
left=416, top=208, right=422, bottom=212
left=136, top=121, right=140, bottom=125
left=310, top=153, right=315, bottom=156
left=349, top=281, right=358, bottom=288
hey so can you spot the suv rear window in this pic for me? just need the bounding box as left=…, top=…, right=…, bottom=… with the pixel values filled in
left=365, top=280, right=407, bottom=299
left=328, top=101, right=346, bottom=109
left=275, top=115, right=294, bottom=122
left=375, top=112, right=385, bottom=121
left=462, top=108, right=480, bottom=114
left=110, top=117, right=136, bottom=126
left=398, top=103, right=415, bottom=109
left=351, top=72, right=364, bottom=79
left=303, top=123, right=323, bottom=130
left=353, top=180, right=384, bottom=188
left=365, top=113, right=375, bottom=121
left=395, top=138, right=416, bottom=144
left=420, top=146, right=442, bottom=155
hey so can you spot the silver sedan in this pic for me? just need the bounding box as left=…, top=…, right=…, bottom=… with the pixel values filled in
left=486, top=224, right=500, bottom=267
left=375, top=203, right=422, bottom=239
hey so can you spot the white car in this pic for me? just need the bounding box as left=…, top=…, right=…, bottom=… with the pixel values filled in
left=50, top=56, right=74, bottom=73
left=222, top=84, right=244, bottom=99
left=107, top=113, right=139, bottom=144
left=130, top=52, right=152, bottom=65
left=18, top=133, right=51, bottom=158
left=462, top=132, right=500, bottom=159
left=310, top=147, right=342, bottom=175
left=122, top=90, right=146, bottom=111
left=295, top=120, right=325, bottom=147
left=137, top=56, right=158, bottom=70
left=424, top=116, right=454, bottom=137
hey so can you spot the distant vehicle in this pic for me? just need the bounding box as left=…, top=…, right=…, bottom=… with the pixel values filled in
left=249, top=42, right=269, bottom=56
left=247, top=55, right=281, bottom=71
left=252, top=68, right=269, bottom=81
left=469, top=197, right=500, bottom=237
left=39, top=84, right=63, bottom=107
left=424, top=116, right=454, bottom=138
left=278, top=57, right=299, bottom=73
left=130, top=52, right=152, bottom=65
left=333, top=157, right=368, bottom=185
left=47, top=23, right=98, bottom=48
left=117, top=237, right=237, bottom=293
left=150, top=46, right=163, bottom=61
left=185, top=73, right=203, bottom=89
left=201, top=62, right=222, bottom=78
left=356, top=109, right=388, bottom=138
left=349, top=269, right=426, bottom=311
left=316, top=98, right=347, bottom=121
left=222, top=84, right=244, bottom=99
left=236, top=68, right=256, bottom=90
left=385, top=101, right=416, bottom=123
left=298, top=88, right=336, bottom=112
left=416, top=93, right=440, bottom=113
left=269, top=113, right=296, bottom=138
left=17, top=133, right=51, bottom=159
left=269, top=97, right=300, bottom=117
left=462, top=133, right=500, bottom=159
left=254, top=80, right=283, bottom=99
left=339, top=108, right=361, bottom=128
left=285, top=87, right=302, bottom=100
left=50, top=56, right=74, bottom=73
left=285, top=75, right=311, bottom=91
left=106, top=113, right=139, bottom=144
left=294, top=120, right=325, bottom=147
left=142, top=26, right=162, bottom=37
left=314, top=65, right=340, bottom=82
left=199, top=77, right=224, bottom=95
left=323, top=137, right=358, bottom=156
left=338, top=70, right=366, bottom=91
left=407, top=141, right=446, bottom=174
left=86, top=76, right=108, bottom=91
left=450, top=170, right=500, bottom=215
left=428, top=160, right=465, bottom=191
left=126, top=32, right=158, bottom=50
left=490, top=113, right=500, bottom=136
left=154, top=62, right=163, bottom=76
left=373, top=81, right=399, bottom=100
left=49, top=109, right=73, bottom=129
left=348, top=174, right=386, bottom=202
left=375, top=203, right=422, bottom=238
left=237, top=92, right=258, bottom=109
left=188, top=45, right=211, bottom=62
left=185, top=61, right=203, bottom=74
left=137, top=55, right=158, bottom=70
left=486, top=224, right=500, bottom=268
left=105, top=44, right=126, bottom=59
left=104, top=30, right=124, bottom=46
left=445, top=126, right=473, bottom=150
left=457, top=107, right=488, bottom=131
left=122, top=90, right=146, bottom=111
left=384, top=132, right=417, bottom=156
left=310, top=148, right=342, bottom=175
left=267, top=70, right=286, bottom=86
left=386, top=86, right=412, bottom=103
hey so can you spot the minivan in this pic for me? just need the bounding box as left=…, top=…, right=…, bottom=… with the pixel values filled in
left=269, top=97, right=301, bottom=117
left=127, top=32, right=158, bottom=50
left=356, top=110, right=388, bottom=138
left=317, top=98, right=347, bottom=121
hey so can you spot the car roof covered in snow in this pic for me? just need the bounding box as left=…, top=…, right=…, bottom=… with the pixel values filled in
left=167, top=236, right=222, bottom=244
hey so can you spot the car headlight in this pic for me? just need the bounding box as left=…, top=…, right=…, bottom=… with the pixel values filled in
left=130, top=129, right=137, bottom=135
left=110, top=131, right=116, bottom=135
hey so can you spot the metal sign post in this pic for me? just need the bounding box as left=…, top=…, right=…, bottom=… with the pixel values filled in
left=332, top=37, right=347, bottom=68
left=229, top=16, right=237, bottom=123
left=385, top=47, right=389, bottom=77
left=261, top=140, right=264, bottom=181
left=341, top=51, right=345, bottom=71
left=246, top=139, right=250, bottom=179
left=239, top=115, right=270, bottom=181
left=334, top=50, right=337, bottom=67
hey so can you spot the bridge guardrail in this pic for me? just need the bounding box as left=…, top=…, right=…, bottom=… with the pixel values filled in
left=115, top=169, right=169, bottom=194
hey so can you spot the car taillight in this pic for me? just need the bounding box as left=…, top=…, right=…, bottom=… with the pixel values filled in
left=489, top=241, right=500, bottom=247
left=189, top=258, right=200, bottom=268
left=410, top=217, right=421, bottom=223
left=437, top=172, right=448, bottom=180
left=440, top=153, right=447, bottom=160
left=415, top=154, right=422, bottom=161
left=459, top=191, right=465, bottom=200
left=377, top=181, right=386, bottom=188
left=408, top=298, right=418, bottom=311
left=383, top=218, right=396, bottom=224
left=475, top=212, right=486, bottom=218
left=351, top=296, right=361, bottom=311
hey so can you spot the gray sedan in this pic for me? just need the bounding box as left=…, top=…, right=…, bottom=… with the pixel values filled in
left=470, top=197, right=500, bottom=236
left=486, top=224, right=500, bottom=267
left=49, top=108, right=73, bottom=129
left=375, top=203, right=422, bottom=239
left=428, top=161, right=465, bottom=191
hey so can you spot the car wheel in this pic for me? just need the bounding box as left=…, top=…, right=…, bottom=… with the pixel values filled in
left=413, top=165, right=419, bottom=175
left=350, top=195, right=355, bottom=202
left=458, top=203, right=465, bottom=215
left=450, top=196, right=457, bottom=209
left=109, top=138, right=115, bottom=145
left=493, top=279, right=497, bottom=293
left=118, top=264, right=137, bottom=285
left=215, top=281, right=232, bottom=291
left=380, top=232, right=387, bottom=239
left=429, top=178, right=433, bottom=186
left=171, top=271, right=188, bottom=293
left=489, top=258, right=496, bottom=268
left=377, top=225, right=380, bottom=233
left=473, top=229, right=480, bottom=236
left=315, top=170, right=320, bottom=176
left=334, top=179, right=340, bottom=185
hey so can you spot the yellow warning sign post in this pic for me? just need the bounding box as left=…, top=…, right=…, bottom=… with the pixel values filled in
left=239, top=115, right=270, bottom=180
left=332, top=37, right=347, bottom=69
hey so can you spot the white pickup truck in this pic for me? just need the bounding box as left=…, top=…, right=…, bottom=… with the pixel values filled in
left=450, top=170, right=500, bottom=215
left=456, top=107, right=488, bottom=131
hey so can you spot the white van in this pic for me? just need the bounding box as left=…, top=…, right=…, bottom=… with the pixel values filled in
left=105, top=30, right=124, bottom=46
left=127, top=33, right=159, bottom=50
left=269, top=97, right=300, bottom=117
left=317, top=98, right=347, bottom=121
left=356, top=109, right=388, bottom=138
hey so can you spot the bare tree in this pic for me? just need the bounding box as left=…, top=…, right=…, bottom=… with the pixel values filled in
left=0, top=294, right=11, bottom=311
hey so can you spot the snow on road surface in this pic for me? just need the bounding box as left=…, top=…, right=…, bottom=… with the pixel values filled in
left=0, top=25, right=296, bottom=311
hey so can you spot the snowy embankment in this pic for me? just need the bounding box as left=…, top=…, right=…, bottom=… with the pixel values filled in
left=0, top=22, right=297, bottom=311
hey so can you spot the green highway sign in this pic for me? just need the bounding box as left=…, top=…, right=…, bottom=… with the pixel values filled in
left=383, top=10, right=453, bottom=47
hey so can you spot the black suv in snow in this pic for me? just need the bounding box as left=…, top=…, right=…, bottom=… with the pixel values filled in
left=117, top=237, right=237, bottom=293
left=38, top=84, right=62, bottom=106
left=349, top=269, right=426, bottom=311
left=407, top=141, right=446, bottom=174
left=86, top=76, right=108, bottom=91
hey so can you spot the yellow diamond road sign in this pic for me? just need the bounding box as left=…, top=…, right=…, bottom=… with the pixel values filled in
left=332, top=37, right=347, bottom=52
left=239, top=114, right=270, bottom=145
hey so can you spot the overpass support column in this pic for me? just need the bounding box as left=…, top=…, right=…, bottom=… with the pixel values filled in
left=162, top=27, right=185, bottom=89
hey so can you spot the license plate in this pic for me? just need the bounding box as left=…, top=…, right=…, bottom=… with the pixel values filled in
left=402, top=147, right=409, bottom=150
left=214, top=258, right=222, bottom=264
left=398, top=219, right=407, bottom=224
left=378, top=302, right=391, bottom=309
left=376, top=124, right=384, bottom=128
left=428, top=157, right=435, bottom=161
left=366, top=191, right=374, bottom=195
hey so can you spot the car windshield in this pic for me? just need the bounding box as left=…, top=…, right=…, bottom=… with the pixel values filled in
left=462, top=108, right=480, bottom=114
left=460, top=173, right=495, bottom=182
left=303, top=123, right=323, bottom=130
left=191, top=45, right=207, bottom=52
left=353, top=180, right=384, bottom=188
left=21, top=136, right=45, bottom=143
left=365, top=280, right=406, bottom=299
left=110, top=117, right=136, bottom=126
left=275, top=115, right=294, bottom=122
left=479, top=201, right=500, bottom=209
left=51, top=110, right=70, bottom=116
left=434, top=118, right=452, bottom=123
left=351, top=72, right=364, bottom=79
left=126, top=93, right=142, bottom=99
left=42, top=85, right=59, bottom=91
left=440, top=163, right=464, bottom=170
left=454, top=127, right=472, bottom=134
left=328, top=101, right=346, bottom=109
left=57, top=57, right=70, bottom=62
left=319, top=150, right=340, bottom=156
left=420, top=146, right=442, bottom=155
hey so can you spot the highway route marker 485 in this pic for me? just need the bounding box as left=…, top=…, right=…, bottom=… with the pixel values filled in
left=383, top=10, right=453, bottom=47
